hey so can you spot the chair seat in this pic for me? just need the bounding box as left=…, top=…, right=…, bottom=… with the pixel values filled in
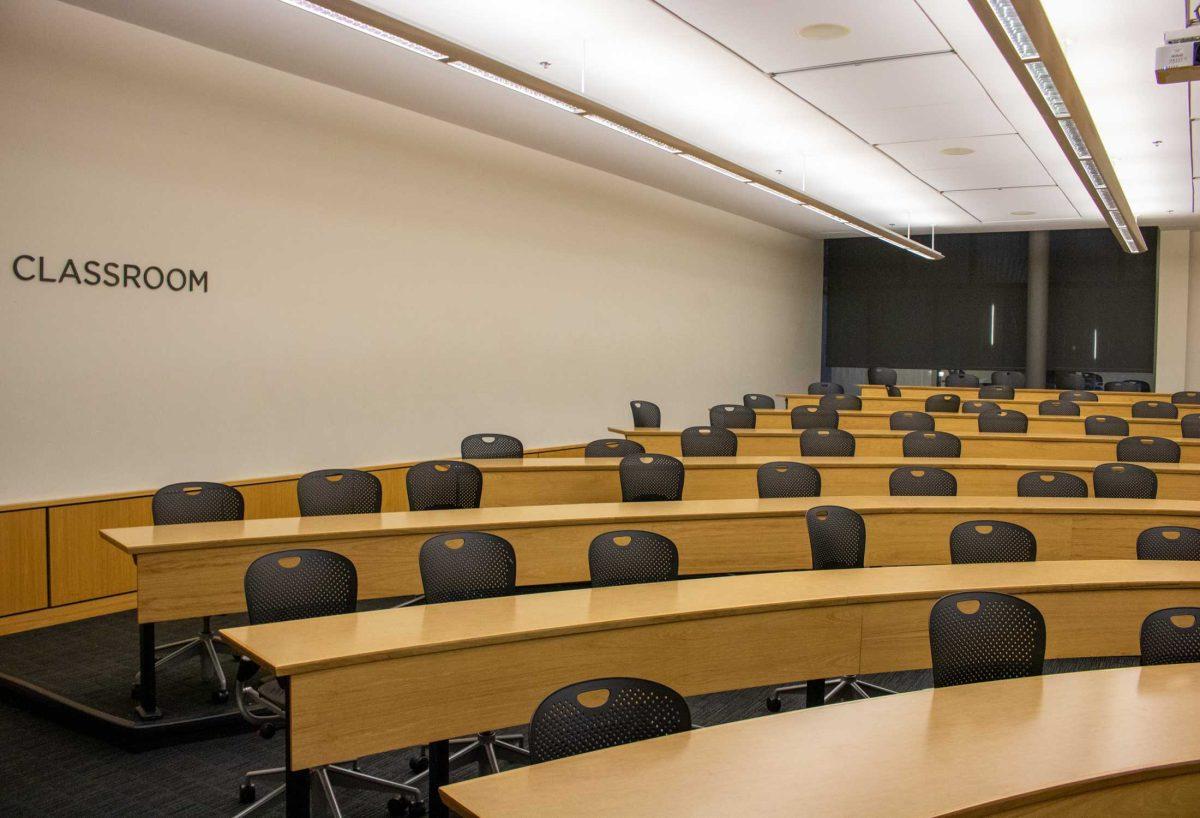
left=257, top=678, right=286, bottom=709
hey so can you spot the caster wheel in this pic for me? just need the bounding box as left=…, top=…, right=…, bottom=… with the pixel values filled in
left=408, top=755, right=429, bottom=773
left=407, top=800, right=427, bottom=816
left=239, top=782, right=256, bottom=804
left=388, top=796, right=415, bottom=816
left=766, top=696, right=782, bottom=713
left=212, top=689, right=230, bottom=704
left=130, top=683, right=141, bottom=700
left=259, top=723, right=277, bottom=739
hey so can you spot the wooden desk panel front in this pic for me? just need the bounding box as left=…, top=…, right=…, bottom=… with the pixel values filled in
left=753, top=407, right=1181, bottom=437
left=783, top=394, right=1141, bottom=418
left=857, top=383, right=1195, bottom=405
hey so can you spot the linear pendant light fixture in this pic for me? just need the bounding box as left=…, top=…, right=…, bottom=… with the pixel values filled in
left=275, top=0, right=943, bottom=260
left=969, top=0, right=1146, bottom=254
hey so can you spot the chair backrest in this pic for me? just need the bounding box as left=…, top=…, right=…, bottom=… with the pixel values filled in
left=977, top=409, right=1028, bottom=433
left=296, top=469, right=382, bottom=517
left=619, top=454, right=684, bottom=502
left=961, top=400, right=999, bottom=415
left=681, top=425, right=737, bottom=457
left=757, top=461, right=821, bottom=498
left=244, top=549, right=357, bottom=625
left=709, top=404, right=756, bottom=429
left=867, top=366, right=897, bottom=386
left=800, top=428, right=856, bottom=457
left=928, top=591, right=1045, bottom=688
left=152, top=481, right=244, bottom=525
left=461, top=433, right=524, bottom=459
left=1116, top=436, right=1180, bottom=463
left=1059, top=389, right=1097, bottom=402
left=418, top=531, right=516, bottom=603
left=1057, top=372, right=1086, bottom=390
left=886, top=385, right=902, bottom=397
left=1016, top=470, right=1088, bottom=498
left=990, top=371, right=1026, bottom=388
left=807, top=505, right=865, bottom=570
left=584, top=438, right=645, bottom=458
left=945, top=373, right=979, bottom=387
left=743, top=393, right=776, bottom=409
left=949, top=521, right=1037, bottom=564
left=902, top=430, right=961, bottom=457
left=528, top=677, right=691, bottom=764
left=1182, top=413, right=1200, bottom=439
left=1172, top=390, right=1200, bottom=406
left=889, top=466, right=957, bottom=497
left=790, top=406, right=839, bottom=429
left=808, top=382, right=844, bottom=395
left=1132, top=400, right=1178, bottom=419
left=924, top=393, right=961, bottom=413
left=978, top=384, right=1015, bottom=400
left=1038, top=399, right=1079, bottom=416
left=1130, top=379, right=1152, bottom=392
left=1140, top=608, right=1200, bottom=666
left=1093, top=462, right=1158, bottom=499
left=818, top=393, right=861, bottom=411
left=889, top=410, right=934, bottom=431
left=1084, top=415, right=1129, bottom=436
left=1136, top=526, right=1200, bottom=560
left=630, top=400, right=661, bottom=428
left=1106, top=380, right=1141, bottom=392
left=588, top=530, right=679, bottom=588
left=406, top=461, right=483, bottom=511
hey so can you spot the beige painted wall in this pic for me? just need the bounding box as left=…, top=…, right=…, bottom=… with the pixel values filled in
left=1155, top=229, right=1192, bottom=392
left=0, top=0, right=822, bottom=504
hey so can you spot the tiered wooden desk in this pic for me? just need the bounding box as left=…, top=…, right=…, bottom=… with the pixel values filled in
left=753, top=407, right=1183, bottom=436
left=858, top=384, right=1195, bottom=404
left=782, top=393, right=1144, bottom=417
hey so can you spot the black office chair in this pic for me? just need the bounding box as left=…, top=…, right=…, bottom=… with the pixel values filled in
left=791, top=406, right=839, bottom=429
left=407, top=461, right=483, bottom=511
left=1172, top=391, right=1200, bottom=407
left=808, top=382, right=844, bottom=395
left=819, top=393, right=861, bottom=412
left=1083, top=372, right=1104, bottom=390
left=889, top=467, right=957, bottom=496
left=743, top=393, right=776, bottom=409
left=681, top=425, right=737, bottom=457
left=757, top=462, right=821, bottom=498
left=924, top=394, right=961, bottom=413
left=886, top=385, right=902, bottom=397
left=1059, top=390, right=1097, bottom=402
left=990, top=371, right=1026, bottom=388
left=1093, top=462, right=1158, bottom=499
left=890, top=411, right=934, bottom=431
left=619, top=454, right=684, bottom=502
left=1039, top=400, right=1079, bottom=416
left=1137, top=526, right=1200, bottom=560
left=903, top=430, right=961, bottom=457
left=1057, top=372, right=1086, bottom=390
left=978, top=409, right=1028, bottom=433
left=709, top=404, right=756, bottom=429
left=1106, top=380, right=1141, bottom=392
left=235, top=549, right=422, bottom=816
left=867, top=367, right=897, bottom=386
left=1140, top=608, right=1200, bottom=666
left=1085, top=415, right=1129, bottom=436
left=1016, top=470, right=1088, bottom=498
left=588, top=531, right=678, bottom=587
left=945, top=372, right=980, bottom=387
left=1183, top=414, right=1200, bottom=439
left=461, top=433, right=524, bottom=459
left=630, top=400, right=661, bottom=428
left=584, top=439, right=645, bottom=458
left=297, top=469, right=382, bottom=516
left=961, top=400, right=999, bottom=415
left=978, top=384, right=1015, bottom=400
left=949, top=521, right=1036, bottom=564
left=800, top=428, right=856, bottom=457
left=929, top=592, right=1045, bottom=688
left=1132, top=401, right=1178, bottom=419
left=1117, top=436, right=1180, bottom=463
left=528, top=677, right=691, bottom=764
left=1129, top=379, right=1152, bottom=392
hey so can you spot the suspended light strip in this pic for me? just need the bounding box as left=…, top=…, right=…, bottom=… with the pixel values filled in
left=746, top=182, right=802, bottom=205
left=678, top=154, right=751, bottom=182
left=1025, top=61, right=1068, bottom=118
left=583, top=115, right=680, bottom=153
left=1079, top=158, right=1106, bottom=189
left=986, top=0, right=1039, bottom=60
left=1058, top=119, right=1090, bottom=159
left=802, top=204, right=941, bottom=260
left=1096, top=186, right=1117, bottom=210
left=276, top=0, right=449, bottom=60
left=448, top=62, right=586, bottom=113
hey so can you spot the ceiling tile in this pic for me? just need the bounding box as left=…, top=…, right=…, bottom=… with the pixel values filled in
left=944, top=186, right=1081, bottom=222
left=879, top=134, right=1053, bottom=191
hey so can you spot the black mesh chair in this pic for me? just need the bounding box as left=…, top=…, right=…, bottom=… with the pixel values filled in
left=1093, top=462, right=1158, bottom=499
left=800, top=428, right=856, bottom=457
left=1038, top=400, right=1079, bottom=416
left=681, top=425, right=737, bottom=457
left=1117, top=436, right=1181, bottom=463
left=886, top=385, right=902, bottom=397
left=528, top=677, right=691, bottom=764
left=990, top=371, right=1026, bottom=388
left=584, top=438, right=645, bottom=458
left=461, top=433, right=524, bottom=459
left=978, top=410, right=1028, bottom=433
left=1140, top=608, right=1200, bottom=666
left=630, top=400, right=661, bottom=428
left=1106, top=380, right=1141, bottom=392
left=589, top=531, right=679, bottom=587
left=1085, top=415, right=1129, bottom=436
left=903, top=430, right=961, bottom=457
left=757, top=462, right=821, bottom=498
left=1059, top=389, right=1097, bottom=402
left=928, top=592, right=1045, bottom=688
left=808, top=382, right=844, bottom=395
left=950, top=521, right=1036, bottom=564
left=1132, top=401, right=1178, bottom=419
left=407, top=461, right=483, bottom=511
left=1129, top=379, right=1152, bottom=392
left=297, top=469, right=382, bottom=517
left=945, top=372, right=980, bottom=387
left=890, top=411, right=934, bottom=431
left=889, top=467, right=957, bottom=496
left=925, top=394, right=961, bottom=413
left=1016, top=471, right=1088, bottom=498
left=819, top=393, right=861, bottom=412
left=767, top=506, right=892, bottom=710
left=743, top=393, right=776, bottom=409
left=1057, top=372, right=1086, bottom=390
left=978, top=384, right=1015, bottom=400
left=1183, top=414, right=1200, bottom=439
left=235, top=550, right=422, bottom=815
left=138, top=482, right=244, bottom=702
left=961, top=400, right=999, bottom=415
left=619, top=454, right=684, bottom=502
left=709, top=404, right=756, bottom=429
left=1172, top=391, right=1200, bottom=406
left=867, top=367, right=897, bottom=386
left=791, top=406, right=839, bottom=429
left=1137, top=526, right=1200, bottom=560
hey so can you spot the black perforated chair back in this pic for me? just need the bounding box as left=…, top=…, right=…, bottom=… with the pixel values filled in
left=743, top=393, right=776, bottom=409
left=961, top=400, right=999, bottom=415
left=757, top=461, right=821, bottom=498
left=1140, top=608, right=1200, bottom=666
left=1085, top=415, right=1129, bottom=436
left=808, top=382, right=844, bottom=395
left=889, top=467, right=957, bottom=497
left=902, top=430, right=961, bottom=457
left=1116, top=436, right=1180, bottom=463
left=990, top=371, right=1025, bottom=388
left=1106, top=380, right=1141, bottom=392
left=1057, top=372, right=1086, bottom=390
left=588, top=531, right=679, bottom=588
left=978, top=384, right=1015, bottom=400
left=1132, top=401, right=1178, bottom=419
left=1137, top=526, right=1200, bottom=560
left=1016, top=470, right=1088, bottom=498
left=681, top=425, right=737, bottom=456
left=709, top=404, right=756, bottom=429
left=791, top=406, right=839, bottom=429
left=244, top=549, right=357, bottom=626
left=1172, top=391, right=1200, bottom=406
left=1038, top=400, right=1079, bottom=416
left=406, top=461, right=483, bottom=511
left=584, top=438, right=646, bottom=458
left=949, top=521, right=1036, bottom=564
left=619, top=454, right=684, bottom=502
left=1059, top=389, right=1097, bottom=402
left=1093, top=462, right=1158, bottom=499
left=807, top=505, right=865, bottom=570
left=800, top=428, right=856, bottom=457
left=886, top=385, right=902, bottom=397
left=296, top=469, right=382, bottom=517
left=978, top=410, right=1028, bottom=433
left=945, top=373, right=980, bottom=387
left=418, top=531, right=516, bottom=604
left=890, top=411, right=934, bottom=431
left=867, top=367, right=897, bottom=386
left=630, top=400, right=661, bottom=428
left=528, top=677, right=691, bottom=764
left=152, top=482, right=244, bottom=525
left=925, top=394, right=961, bottom=413
left=1183, top=414, right=1200, bottom=439
left=929, top=592, right=1045, bottom=688
left=1130, top=380, right=1152, bottom=392
left=461, top=433, right=524, bottom=460
left=818, top=393, right=861, bottom=411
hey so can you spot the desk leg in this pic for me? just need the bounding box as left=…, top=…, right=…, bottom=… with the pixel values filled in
left=427, top=739, right=450, bottom=818
left=805, top=679, right=825, bottom=708
left=283, top=677, right=311, bottom=818
left=135, top=623, right=161, bottom=720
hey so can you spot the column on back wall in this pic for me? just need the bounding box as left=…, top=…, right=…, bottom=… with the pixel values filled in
left=1156, top=230, right=1193, bottom=393
left=1025, top=231, right=1049, bottom=388
left=1187, top=230, right=1200, bottom=390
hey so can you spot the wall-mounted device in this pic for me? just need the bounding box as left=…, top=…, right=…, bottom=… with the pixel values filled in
left=1155, top=5, right=1200, bottom=84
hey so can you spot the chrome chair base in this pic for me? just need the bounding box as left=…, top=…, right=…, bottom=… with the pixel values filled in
left=768, top=675, right=895, bottom=709
left=234, top=762, right=423, bottom=818
left=133, top=615, right=231, bottom=700
left=406, top=730, right=529, bottom=785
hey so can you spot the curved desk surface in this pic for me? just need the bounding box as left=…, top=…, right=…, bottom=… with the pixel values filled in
left=857, top=383, right=1197, bottom=404
left=441, top=662, right=1200, bottom=818
left=754, top=406, right=1184, bottom=436
left=783, top=393, right=1146, bottom=418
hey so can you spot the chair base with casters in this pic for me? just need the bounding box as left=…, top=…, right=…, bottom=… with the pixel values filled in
left=406, top=730, right=529, bottom=784
left=235, top=762, right=426, bottom=818
left=766, top=675, right=894, bottom=711
left=131, top=615, right=231, bottom=703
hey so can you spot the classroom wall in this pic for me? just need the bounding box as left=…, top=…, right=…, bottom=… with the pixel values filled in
left=0, top=0, right=823, bottom=505
left=1155, top=229, right=1200, bottom=393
